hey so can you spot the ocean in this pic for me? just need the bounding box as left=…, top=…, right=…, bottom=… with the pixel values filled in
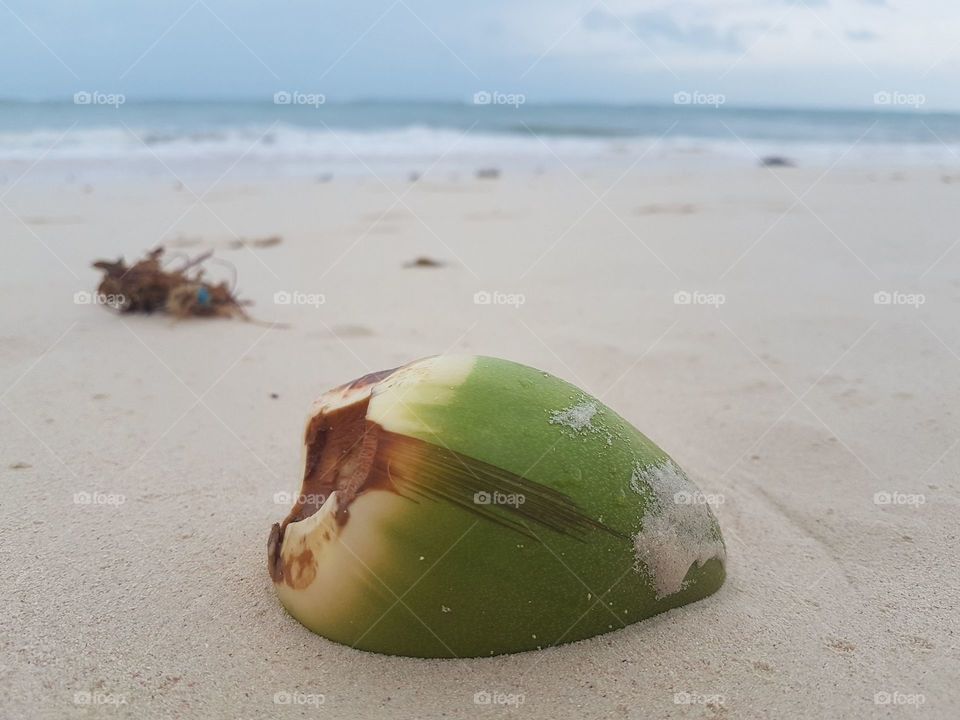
left=1, top=100, right=957, bottom=180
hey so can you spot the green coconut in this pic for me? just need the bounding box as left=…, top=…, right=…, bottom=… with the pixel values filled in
left=267, top=355, right=725, bottom=657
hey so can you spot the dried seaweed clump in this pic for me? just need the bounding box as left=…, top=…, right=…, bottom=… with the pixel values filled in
left=92, top=247, right=249, bottom=320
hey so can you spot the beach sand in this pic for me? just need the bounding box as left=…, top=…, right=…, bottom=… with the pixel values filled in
left=1, top=164, right=958, bottom=718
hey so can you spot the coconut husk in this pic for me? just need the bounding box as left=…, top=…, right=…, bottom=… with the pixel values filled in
left=92, top=247, right=250, bottom=320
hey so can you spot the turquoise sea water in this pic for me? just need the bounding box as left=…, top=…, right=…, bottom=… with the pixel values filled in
left=1, top=100, right=957, bottom=175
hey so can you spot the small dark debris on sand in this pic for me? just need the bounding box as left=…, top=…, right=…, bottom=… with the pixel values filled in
left=330, top=324, right=374, bottom=338
left=476, top=168, right=501, bottom=179
left=635, top=203, right=696, bottom=216
left=270, top=393, right=280, bottom=399
left=92, top=247, right=250, bottom=320
left=9, top=462, right=32, bottom=470
left=24, top=216, right=83, bottom=226
left=404, top=256, right=445, bottom=268
left=168, top=235, right=203, bottom=248
left=228, top=235, right=282, bottom=249
left=760, top=156, right=795, bottom=168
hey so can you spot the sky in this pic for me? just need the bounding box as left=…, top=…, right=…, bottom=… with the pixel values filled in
left=2, top=0, right=958, bottom=110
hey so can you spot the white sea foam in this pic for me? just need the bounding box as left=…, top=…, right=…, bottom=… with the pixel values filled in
left=1, top=120, right=958, bottom=182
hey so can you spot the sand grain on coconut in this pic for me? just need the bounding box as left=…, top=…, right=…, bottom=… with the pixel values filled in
left=549, top=400, right=599, bottom=431
left=631, top=459, right=726, bottom=599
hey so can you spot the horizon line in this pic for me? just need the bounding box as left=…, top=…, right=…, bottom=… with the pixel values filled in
left=0, top=96, right=956, bottom=117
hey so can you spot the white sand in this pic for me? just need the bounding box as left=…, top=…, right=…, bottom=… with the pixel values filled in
left=1, top=164, right=958, bottom=718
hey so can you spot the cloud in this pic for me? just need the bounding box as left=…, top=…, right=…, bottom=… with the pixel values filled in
left=583, top=8, right=747, bottom=53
